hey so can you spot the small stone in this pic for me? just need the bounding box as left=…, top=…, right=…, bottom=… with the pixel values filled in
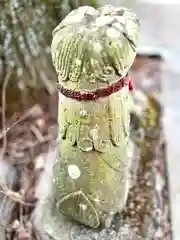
left=129, top=202, right=135, bottom=209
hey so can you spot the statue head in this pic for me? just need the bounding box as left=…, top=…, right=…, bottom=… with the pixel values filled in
left=51, top=5, right=140, bottom=91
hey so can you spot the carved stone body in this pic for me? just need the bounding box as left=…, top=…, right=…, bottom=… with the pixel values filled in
left=55, top=88, right=132, bottom=228
left=50, top=5, right=140, bottom=230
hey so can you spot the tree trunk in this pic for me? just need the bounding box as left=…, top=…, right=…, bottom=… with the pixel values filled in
left=0, top=0, right=97, bottom=118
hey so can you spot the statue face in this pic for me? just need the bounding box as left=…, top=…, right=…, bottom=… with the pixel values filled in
left=51, top=5, right=140, bottom=89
